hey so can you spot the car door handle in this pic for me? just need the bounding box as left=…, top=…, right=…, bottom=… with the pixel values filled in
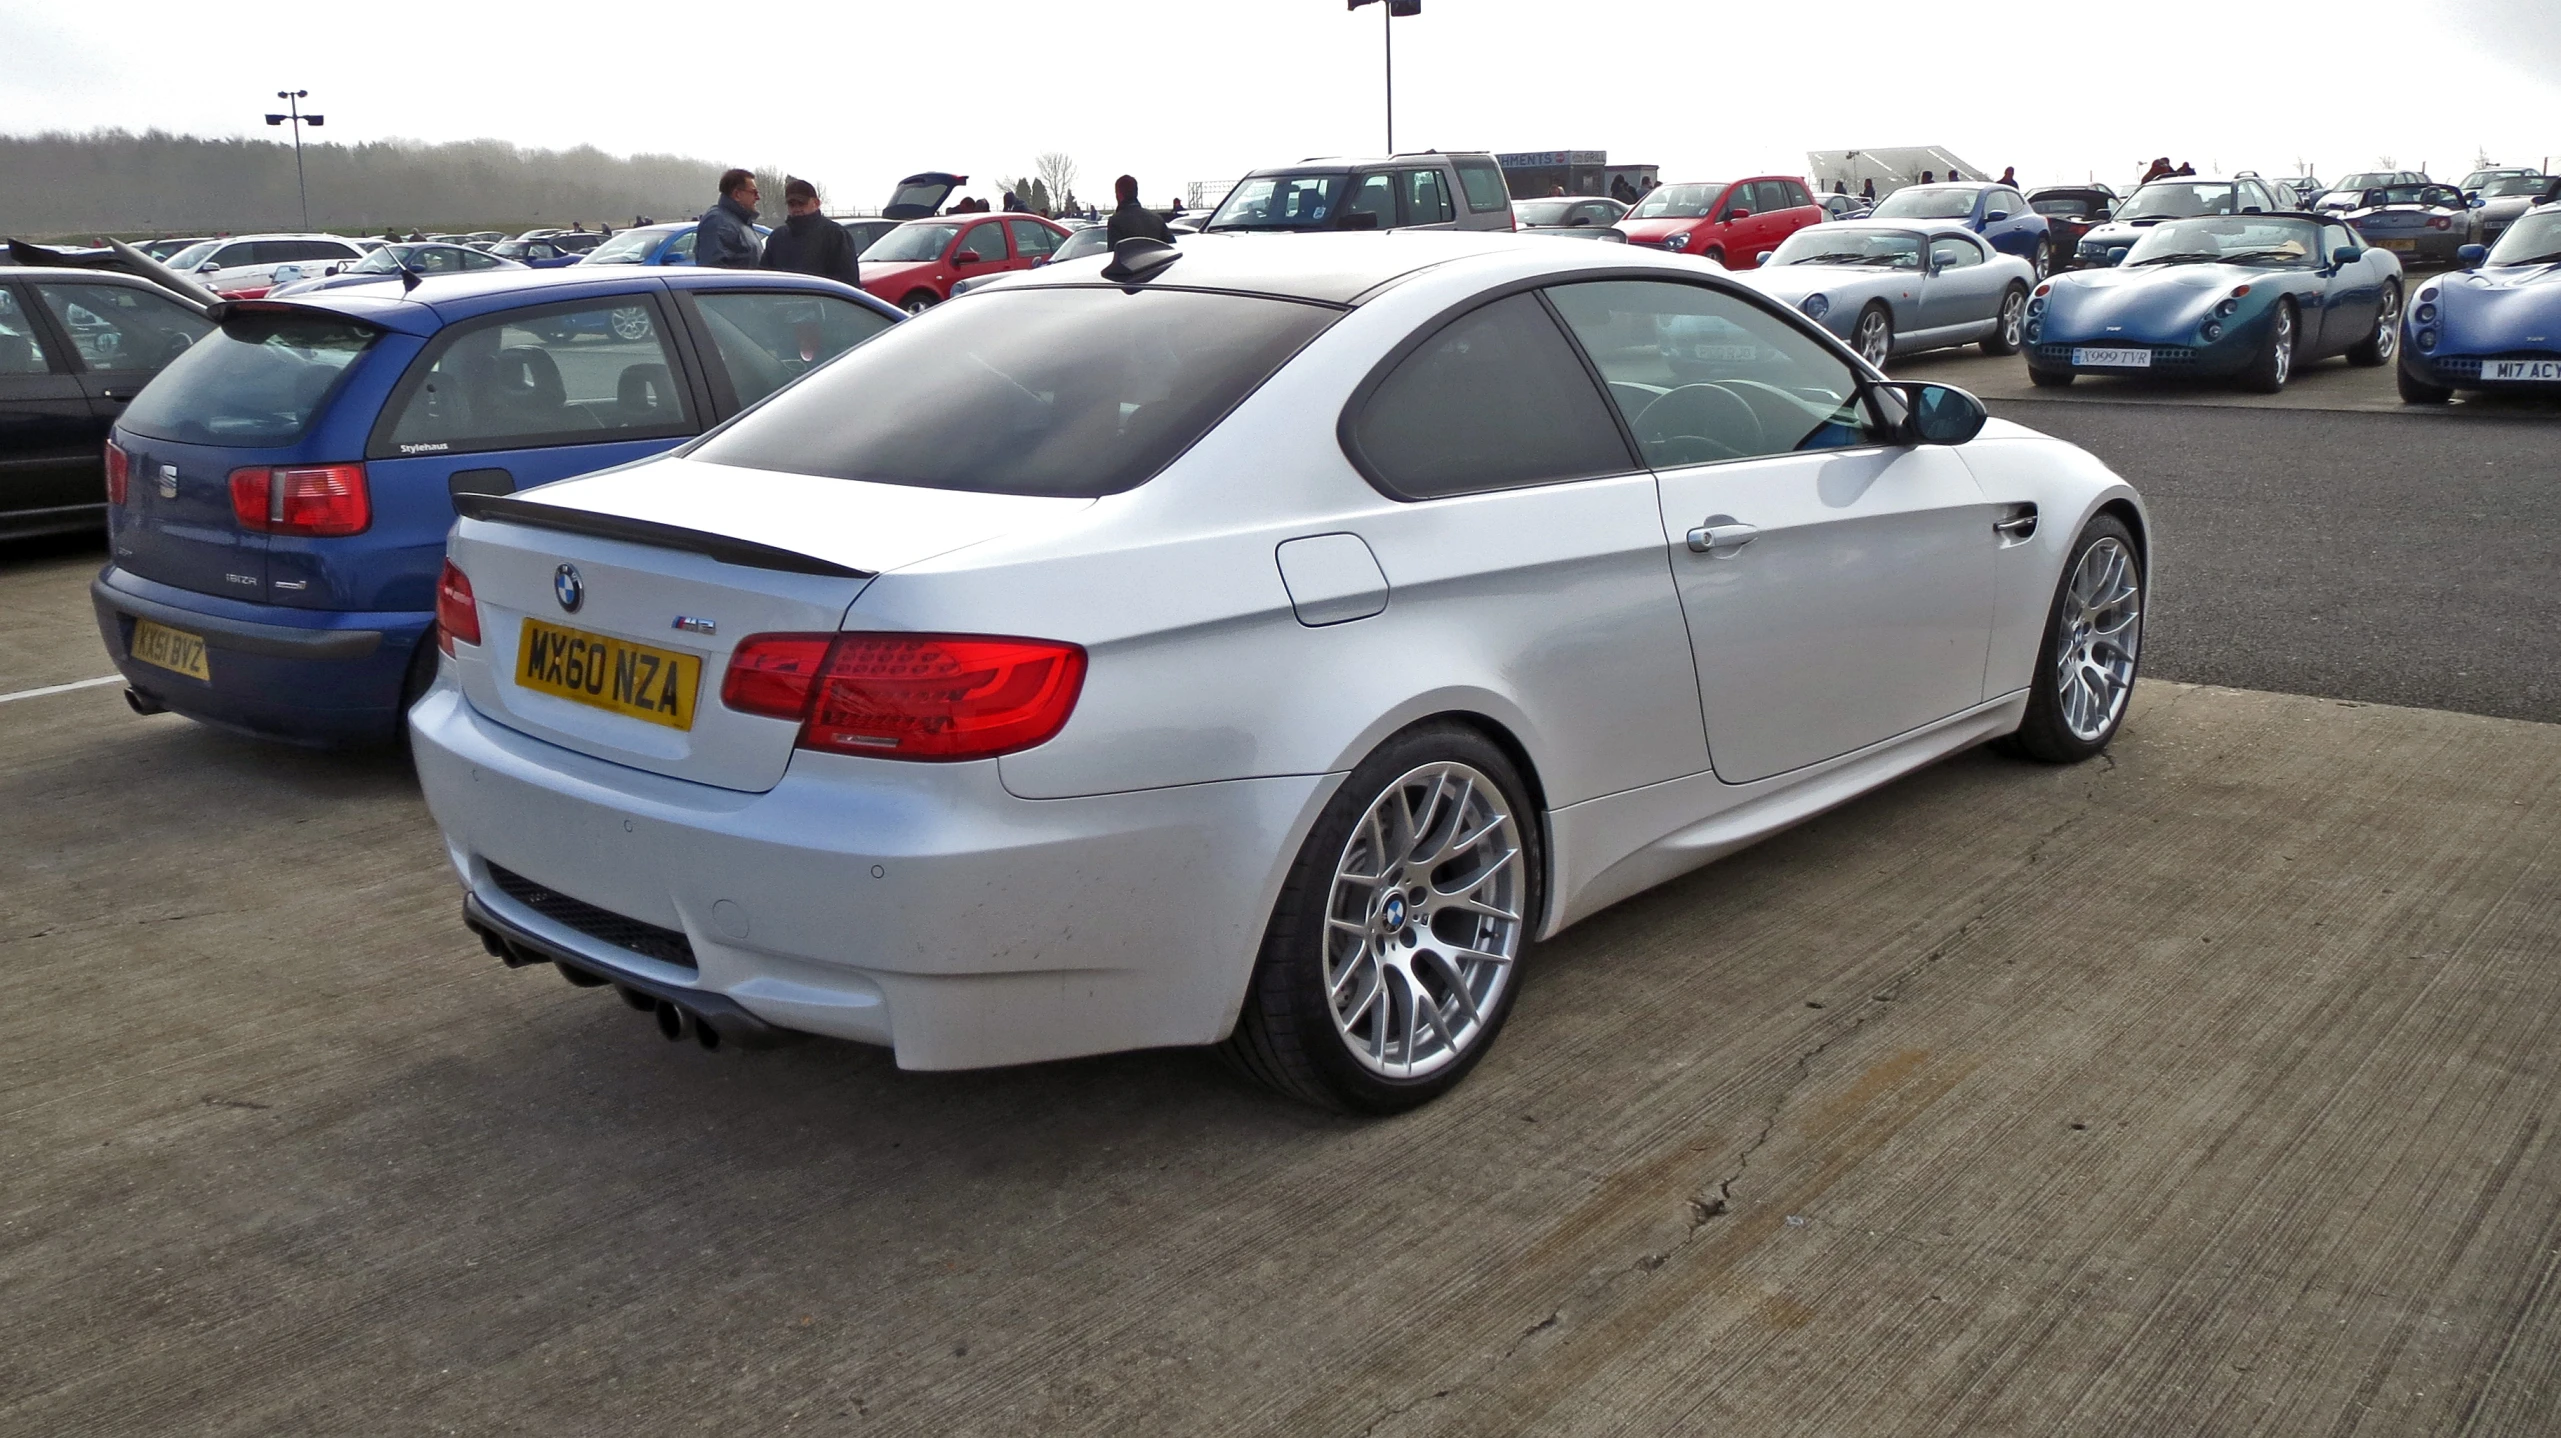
left=98, top=387, right=137, bottom=402
left=1993, top=504, right=2039, bottom=541
left=1687, top=520, right=1758, bottom=555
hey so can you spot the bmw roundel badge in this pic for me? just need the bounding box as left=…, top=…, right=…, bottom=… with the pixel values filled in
left=553, top=564, right=584, bottom=613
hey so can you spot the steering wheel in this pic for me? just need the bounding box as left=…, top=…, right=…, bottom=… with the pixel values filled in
left=1632, top=383, right=1766, bottom=467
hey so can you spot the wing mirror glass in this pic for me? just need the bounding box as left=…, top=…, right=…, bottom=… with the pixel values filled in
left=2106, top=245, right=2131, bottom=266
left=2456, top=243, right=2487, bottom=267
left=1723, top=209, right=1751, bottom=222
left=1896, top=382, right=1988, bottom=446
left=1755, top=250, right=1774, bottom=265
left=2090, top=209, right=2112, bottom=223
left=950, top=250, right=980, bottom=264
left=1986, top=209, right=2011, bottom=223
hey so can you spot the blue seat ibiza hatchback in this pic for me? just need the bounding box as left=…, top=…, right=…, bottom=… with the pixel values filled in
left=92, top=267, right=899, bottom=744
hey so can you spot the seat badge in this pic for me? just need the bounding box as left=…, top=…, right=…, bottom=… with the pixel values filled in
left=671, top=616, right=716, bottom=635
left=157, top=464, right=179, bottom=499
left=553, top=564, right=583, bottom=613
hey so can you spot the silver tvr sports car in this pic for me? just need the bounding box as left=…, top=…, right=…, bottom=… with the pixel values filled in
left=414, top=232, right=2150, bottom=1113
left=1738, top=221, right=2038, bottom=366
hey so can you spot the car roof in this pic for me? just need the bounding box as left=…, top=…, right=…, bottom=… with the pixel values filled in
left=218, top=266, right=887, bottom=337
left=960, top=231, right=1614, bottom=307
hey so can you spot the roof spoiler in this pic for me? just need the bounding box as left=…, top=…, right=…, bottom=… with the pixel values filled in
left=454, top=494, right=872, bottom=579
left=5, top=236, right=221, bottom=310
left=203, top=296, right=391, bottom=331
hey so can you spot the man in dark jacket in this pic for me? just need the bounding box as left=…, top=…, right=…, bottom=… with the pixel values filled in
left=758, top=177, right=860, bottom=287
left=1106, top=174, right=1173, bottom=245
left=695, top=169, right=763, bottom=269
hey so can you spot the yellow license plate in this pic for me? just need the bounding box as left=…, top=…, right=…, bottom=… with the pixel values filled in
left=516, top=618, right=700, bottom=730
left=2380, top=238, right=2416, bottom=251
left=129, top=618, right=211, bottom=681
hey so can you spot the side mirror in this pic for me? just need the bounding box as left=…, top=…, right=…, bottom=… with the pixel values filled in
left=2456, top=243, right=2487, bottom=267
left=2090, top=209, right=2112, bottom=224
left=1755, top=250, right=1774, bottom=265
left=1337, top=211, right=1381, bottom=231
left=2106, top=245, right=2131, bottom=266
left=1722, top=209, right=1751, bottom=223
left=2331, top=246, right=2363, bottom=267
left=950, top=250, right=980, bottom=264
left=1985, top=209, right=2011, bottom=223
left=1893, top=382, right=1988, bottom=445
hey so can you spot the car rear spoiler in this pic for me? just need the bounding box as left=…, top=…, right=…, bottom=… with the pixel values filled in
left=453, top=494, right=873, bottom=579
left=6, top=236, right=221, bottom=309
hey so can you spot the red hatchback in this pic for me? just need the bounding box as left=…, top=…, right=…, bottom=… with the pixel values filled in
left=859, top=214, right=1072, bottom=313
left=1615, top=176, right=1825, bottom=269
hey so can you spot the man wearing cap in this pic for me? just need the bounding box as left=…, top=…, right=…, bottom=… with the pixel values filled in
left=757, top=176, right=861, bottom=287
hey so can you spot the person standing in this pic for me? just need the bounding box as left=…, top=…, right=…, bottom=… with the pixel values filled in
left=1998, top=166, right=2017, bottom=186
left=1106, top=174, right=1173, bottom=245
left=758, top=177, right=861, bottom=288
left=695, top=169, right=764, bottom=269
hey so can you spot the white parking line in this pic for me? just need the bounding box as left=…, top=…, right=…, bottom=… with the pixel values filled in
left=0, top=675, right=124, bottom=705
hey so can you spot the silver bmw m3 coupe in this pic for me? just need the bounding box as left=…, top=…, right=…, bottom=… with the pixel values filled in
left=413, top=232, right=2150, bottom=1112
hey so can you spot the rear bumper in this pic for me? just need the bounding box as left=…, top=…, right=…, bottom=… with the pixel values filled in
left=91, top=565, right=428, bottom=745
left=408, top=679, right=1335, bottom=1070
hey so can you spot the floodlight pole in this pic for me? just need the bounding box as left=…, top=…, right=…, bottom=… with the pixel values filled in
left=1349, top=1, right=1416, bottom=155
left=263, top=90, right=324, bottom=230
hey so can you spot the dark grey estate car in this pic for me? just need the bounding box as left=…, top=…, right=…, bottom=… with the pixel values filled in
left=0, top=266, right=212, bottom=539
left=1204, top=151, right=1516, bottom=234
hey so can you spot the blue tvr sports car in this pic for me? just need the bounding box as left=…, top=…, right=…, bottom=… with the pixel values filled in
left=2025, top=213, right=2403, bottom=392
left=2398, top=206, right=2561, bottom=404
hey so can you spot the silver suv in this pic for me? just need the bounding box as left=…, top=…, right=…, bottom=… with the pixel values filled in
left=1203, top=152, right=1515, bottom=234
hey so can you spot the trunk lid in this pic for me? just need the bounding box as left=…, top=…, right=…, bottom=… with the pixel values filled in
left=448, top=458, right=1090, bottom=792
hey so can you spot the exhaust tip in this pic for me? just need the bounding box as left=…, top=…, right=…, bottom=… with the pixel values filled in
left=695, top=1019, right=723, bottom=1052
left=616, top=984, right=658, bottom=1013
left=123, top=687, right=165, bottom=716
left=654, top=1000, right=685, bottom=1042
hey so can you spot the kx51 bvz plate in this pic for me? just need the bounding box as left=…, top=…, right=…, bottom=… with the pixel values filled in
left=129, top=617, right=211, bottom=681
left=517, top=618, right=699, bottom=730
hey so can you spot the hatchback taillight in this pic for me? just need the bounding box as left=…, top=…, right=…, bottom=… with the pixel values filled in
left=229, top=463, right=371, bottom=536
left=104, top=440, right=129, bottom=505
left=435, top=560, right=479, bottom=655
left=721, top=632, right=1086, bottom=761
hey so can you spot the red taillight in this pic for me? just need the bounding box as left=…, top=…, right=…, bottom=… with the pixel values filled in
left=721, top=632, right=1085, bottom=761
left=228, top=464, right=370, bottom=536
left=435, top=560, right=479, bottom=655
left=104, top=440, right=128, bottom=505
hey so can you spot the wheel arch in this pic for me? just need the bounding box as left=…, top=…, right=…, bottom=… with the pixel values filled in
left=1356, top=707, right=1559, bottom=933
left=2095, top=496, right=2149, bottom=576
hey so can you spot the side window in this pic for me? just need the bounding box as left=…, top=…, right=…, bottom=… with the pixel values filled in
left=212, top=243, right=262, bottom=268
left=417, top=247, right=467, bottom=274
left=1931, top=236, right=1984, bottom=269
left=1345, top=292, right=1631, bottom=499
left=1720, top=185, right=1753, bottom=219
left=1007, top=220, right=1059, bottom=259
left=2240, top=183, right=2269, bottom=212
left=374, top=299, right=696, bottom=457
left=667, top=230, right=698, bottom=263
left=0, top=288, right=57, bottom=374
left=1999, top=188, right=2029, bottom=215
left=461, top=249, right=504, bottom=270
left=1343, top=172, right=1396, bottom=227
left=1754, top=181, right=1795, bottom=214
left=2323, top=223, right=2357, bottom=256
left=1398, top=168, right=1454, bottom=225
left=691, top=291, right=895, bottom=410
left=958, top=222, right=1008, bottom=262
left=32, top=283, right=212, bottom=375
left=1453, top=157, right=1510, bottom=213
left=1546, top=279, right=1869, bottom=468
left=1783, top=181, right=1814, bottom=210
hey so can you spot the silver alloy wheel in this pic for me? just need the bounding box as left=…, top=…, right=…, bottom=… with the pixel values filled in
left=2032, top=243, right=2051, bottom=281
left=902, top=293, right=936, bottom=315
left=2374, top=286, right=2400, bottom=359
left=2053, top=536, right=2143, bottom=742
left=1323, top=761, right=1526, bottom=1079
left=608, top=306, right=652, bottom=342
left=2270, top=305, right=2294, bottom=386
left=1855, top=308, right=1892, bottom=367
left=1999, top=290, right=2026, bottom=348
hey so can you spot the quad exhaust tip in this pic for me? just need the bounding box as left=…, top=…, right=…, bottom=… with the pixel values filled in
left=462, top=893, right=790, bottom=1053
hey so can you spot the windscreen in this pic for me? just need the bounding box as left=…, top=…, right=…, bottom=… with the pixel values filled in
left=2120, top=182, right=2239, bottom=220
left=2335, top=173, right=2396, bottom=191
left=582, top=228, right=672, bottom=265
left=1048, top=227, right=1113, bottom=263
left=1870, top=186, right=1977, bottom=220
left=166, top=241, right=220, bottom=270
left=1628, top=184, right=1725, bottom=220
left=2489, top=210, right=2561, bottom=265
left=118, top=312, right=378, bottom=445
left=2482, top=175, right=2549, bottom=198
left=689, top=287, right=1338, bottom=497
left=863, top=223, right=960, bottom=262
left=1514, top=200, right=1576, bottom=226
left=1206, top=175, right=1348, bottom=230
left=2120, top=217, right=2319, bottom=267
left=1768, top=227, right=1924, bottom=268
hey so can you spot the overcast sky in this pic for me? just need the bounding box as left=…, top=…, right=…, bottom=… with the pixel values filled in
left=7, top=0, right=2559, bottom=210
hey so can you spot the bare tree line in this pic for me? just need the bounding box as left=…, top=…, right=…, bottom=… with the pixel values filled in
left=0, top=129, right=729, bottom=239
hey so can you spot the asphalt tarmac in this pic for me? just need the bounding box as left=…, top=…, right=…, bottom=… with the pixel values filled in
left=2, top=365, right=2556, bottom=1436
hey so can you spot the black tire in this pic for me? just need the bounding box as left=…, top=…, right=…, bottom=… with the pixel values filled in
left=2396, top=361, right=2452, bottom=405
left=1222, top=723, right=1542, bottom=1114
left=2240, top=299, right=2296, bottom=393
left=2027, top=365, right=2075, bottom=388
left=2347, top=282, right=2400, bottom=367
left=900, top=290, right=938, bottom=315
left=1999, top=514, right=2144, bottom=764
left=1703, top=247, right=1726, bottom=268
left=1982, top=284, right=2029, bottom=356
left=394, top=636, right=441, bottom=749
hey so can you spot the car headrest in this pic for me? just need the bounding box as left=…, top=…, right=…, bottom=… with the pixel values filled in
left=485, top=345, right=566, bottom=410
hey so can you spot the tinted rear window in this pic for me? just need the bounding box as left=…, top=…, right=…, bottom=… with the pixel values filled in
left=689, top=287, right=1337, bottom=497
left=118, top=312, right=377, bottom=446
